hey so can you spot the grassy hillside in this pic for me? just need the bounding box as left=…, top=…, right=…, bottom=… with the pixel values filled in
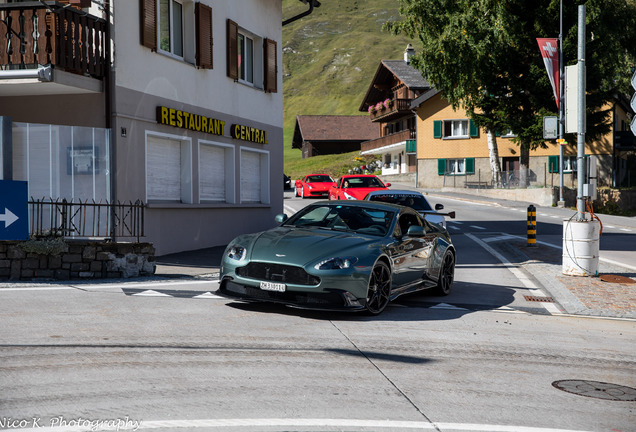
left=282, top=0, right=413, bottom=179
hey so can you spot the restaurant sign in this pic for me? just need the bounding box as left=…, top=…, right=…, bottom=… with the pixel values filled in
left=157, top=106, right=269, bottom=144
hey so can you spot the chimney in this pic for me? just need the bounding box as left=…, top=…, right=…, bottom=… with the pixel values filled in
left=404, top=44, right=415, bottom=64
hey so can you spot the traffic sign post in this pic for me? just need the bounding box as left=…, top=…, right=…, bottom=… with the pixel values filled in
left=0, top=180, right=29, bottom=241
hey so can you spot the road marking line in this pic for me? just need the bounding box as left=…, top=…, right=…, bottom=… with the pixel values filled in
left=470, top=225, right=487, bottom=230
left=466, top=233, right=561, bottom=314
left=12, top=418, right=596, bottom=432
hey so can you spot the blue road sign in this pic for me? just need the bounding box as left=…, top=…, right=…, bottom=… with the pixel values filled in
left=0, top=180, right=28, bottom=240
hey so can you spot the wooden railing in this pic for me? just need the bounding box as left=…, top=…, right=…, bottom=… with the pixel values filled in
left=0, top=2, right=107, bottom=79
left=361, top=129, right=415, bottom=153
left=369, top=98, right=412, bottom=121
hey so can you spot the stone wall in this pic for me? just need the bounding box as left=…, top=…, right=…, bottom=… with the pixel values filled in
left=0, top=240, right=156, bottom=281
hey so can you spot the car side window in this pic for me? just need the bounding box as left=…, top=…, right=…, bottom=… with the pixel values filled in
left=397, top=213, right=422, bottom=237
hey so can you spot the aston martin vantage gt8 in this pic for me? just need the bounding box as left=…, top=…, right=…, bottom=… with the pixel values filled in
left=218, top=201, right=455, bottom=315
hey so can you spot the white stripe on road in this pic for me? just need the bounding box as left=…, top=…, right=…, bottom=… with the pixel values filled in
left=469, top=225, right=487, bottom=230
left=13, top=418, right=596, bottom=432
left=466, top=233, right=561, bottom=314
left=0, top=280, right=219, bottom=292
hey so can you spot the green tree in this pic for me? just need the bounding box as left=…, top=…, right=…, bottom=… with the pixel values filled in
left=386, top=0, right=636, bottom=186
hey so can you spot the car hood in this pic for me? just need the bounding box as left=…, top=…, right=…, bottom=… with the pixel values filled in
left=346, top=187, right=388, bottom=200
left=307, top=182, right=334, bottom=190
left=248, top=227, right=378, bottom=265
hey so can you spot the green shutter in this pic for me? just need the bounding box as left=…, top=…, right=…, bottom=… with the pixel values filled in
left=465, top=158, right=475, bottom=174
left=438, top=159, right=447, bottom=175
left=469, top=120, right=479, bottom=137
left=548, top=155, right=559, bottom=173
left=433, top=120, right=442, bottom=138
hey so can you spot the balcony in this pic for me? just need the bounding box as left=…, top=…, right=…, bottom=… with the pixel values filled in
left=360, top=129, right=416, bottom=154
left=368, top=98, right=412, bottom=122
left=0, top=1, right=107, bottom=96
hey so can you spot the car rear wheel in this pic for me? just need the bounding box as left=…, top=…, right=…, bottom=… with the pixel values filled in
left=434, top=251, right=455, bottom=296
left=365, top=261, right=391, bottom=315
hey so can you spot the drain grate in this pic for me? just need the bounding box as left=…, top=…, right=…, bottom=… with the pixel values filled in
left=524, top=295, right=554, bottom=303
left=600, top=274, right=636, bottom=284
left=552, top=380, right=636, bottom=401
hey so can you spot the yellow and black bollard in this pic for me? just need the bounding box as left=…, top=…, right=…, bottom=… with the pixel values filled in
left=527, top=205, right=536, bottom=247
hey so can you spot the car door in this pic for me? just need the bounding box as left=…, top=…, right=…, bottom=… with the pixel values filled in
left=390, top=211, right=431, bottom=288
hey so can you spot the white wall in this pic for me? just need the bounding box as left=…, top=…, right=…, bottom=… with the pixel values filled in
left=111, top=0, right=283, bottom=127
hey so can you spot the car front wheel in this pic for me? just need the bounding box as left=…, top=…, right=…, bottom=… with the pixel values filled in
left=434, top=251, right=455, bottom=296
left=365, top=261, right=391, bottom=315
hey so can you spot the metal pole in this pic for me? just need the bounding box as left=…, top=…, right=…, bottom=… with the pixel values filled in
left=576, top=5, right=587, bottom=221
left=558, top=0, right=565, bottom=204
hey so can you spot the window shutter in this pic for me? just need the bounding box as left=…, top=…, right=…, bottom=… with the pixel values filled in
left=264, top=38, right=277, bottom=93
left=226, top=19, right=238, bottom=80
left=200, top=145, right=225, bottom=201
left=465, top=158, right=475, bottom=174
left=437, top=159, right=446, bottom=175
left=147, top=136, right=181, bottom=201
left=433, top=120, right=442, bottom=138
left=548, top=155, right=559, bottom=173
left=195, top=3, right=213, bottom=69
left=469, top=120, right=479, bottom=137
left=140, top=0, right=157, bottom=50
left=241, top=151, right=261, bottom=203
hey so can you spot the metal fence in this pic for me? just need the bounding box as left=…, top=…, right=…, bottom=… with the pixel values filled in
left=443, top=165, right=575, bottom=190
left=28, top=198, right=145, bottom=241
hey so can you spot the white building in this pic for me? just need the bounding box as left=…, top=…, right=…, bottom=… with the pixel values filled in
left=1, top=0, right=287, bottom=255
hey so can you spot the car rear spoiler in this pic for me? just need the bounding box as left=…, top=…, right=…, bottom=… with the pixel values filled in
left=422, top=210, right=456, bottom=219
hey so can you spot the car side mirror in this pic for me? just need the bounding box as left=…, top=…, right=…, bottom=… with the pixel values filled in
left=385, top=182, right=391, bottom=187
left=435, top=203, right=444, bottom=210
left=406, top=225, right=425, bottom=237
left=275, top=214, right=288, bottom=223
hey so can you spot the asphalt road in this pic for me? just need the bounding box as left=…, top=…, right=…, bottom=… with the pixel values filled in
left=1, top=192, right=634, bottom=432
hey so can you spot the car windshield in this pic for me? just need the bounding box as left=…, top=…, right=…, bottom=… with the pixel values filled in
left=368, top=193, right=433, bottom=211
left=343, top=177, right=384, bottom=188
left=307, top=175, right=333, bottom=183
left=284, top=204, right=394, bottom=236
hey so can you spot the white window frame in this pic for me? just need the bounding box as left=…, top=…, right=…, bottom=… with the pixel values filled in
left=239, top=147, right=270, bottom=204
left=443, top=119, right=469, bottom=139
left=145, top=131, right=193, bottom=203
left=563, top=156, right=577, bottom=173
left=198, top=140, right=236, bottom=204
left=447, top=158, right=466, bottom=175
left=157, top=0, right=195, bottom=63
left=237, top=27, right=263, bottom=88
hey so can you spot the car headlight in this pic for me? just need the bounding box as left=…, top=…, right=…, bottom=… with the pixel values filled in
left=307, top=185, right=313, bottom=189
left=343, top=191, right=356, bottom=200
left=314, top=256, right=358, bottom=270
left=227, top=245, right=246, bottom=261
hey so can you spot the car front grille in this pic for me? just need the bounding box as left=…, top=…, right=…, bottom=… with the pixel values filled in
left=236, top=262, right=320, bottom=286
left=220, top=280, right=344, bottom=307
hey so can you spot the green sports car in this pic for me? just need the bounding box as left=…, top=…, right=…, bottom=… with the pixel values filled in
left=218, top=200, right=455, bottom=315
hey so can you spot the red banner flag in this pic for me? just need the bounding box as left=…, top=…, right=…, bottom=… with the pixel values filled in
left=537, top=38, right=560, bottom=109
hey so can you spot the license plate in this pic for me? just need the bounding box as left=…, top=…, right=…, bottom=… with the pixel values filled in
left=260, top=281, right=286, bottom=292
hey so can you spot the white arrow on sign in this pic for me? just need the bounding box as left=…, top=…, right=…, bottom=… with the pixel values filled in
left=0, top=207, right=19, bottom=228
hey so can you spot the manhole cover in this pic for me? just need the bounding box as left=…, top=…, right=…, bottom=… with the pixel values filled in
left=552, top=380, right=636, bottom=401
left=600, top=274, right=636, bottom=284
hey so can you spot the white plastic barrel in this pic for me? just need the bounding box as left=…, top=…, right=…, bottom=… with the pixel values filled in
left=562, top=219, right=600, bottom=276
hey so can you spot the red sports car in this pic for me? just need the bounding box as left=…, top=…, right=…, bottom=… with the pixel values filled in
left=295, top=174, right=336, bottom=198
left=328, top=175, right=391, bottom=200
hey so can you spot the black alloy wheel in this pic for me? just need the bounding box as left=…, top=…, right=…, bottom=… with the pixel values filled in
left=365, top=261, right=392, bottom=315
left=434, top=251, right=455, bottom=296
